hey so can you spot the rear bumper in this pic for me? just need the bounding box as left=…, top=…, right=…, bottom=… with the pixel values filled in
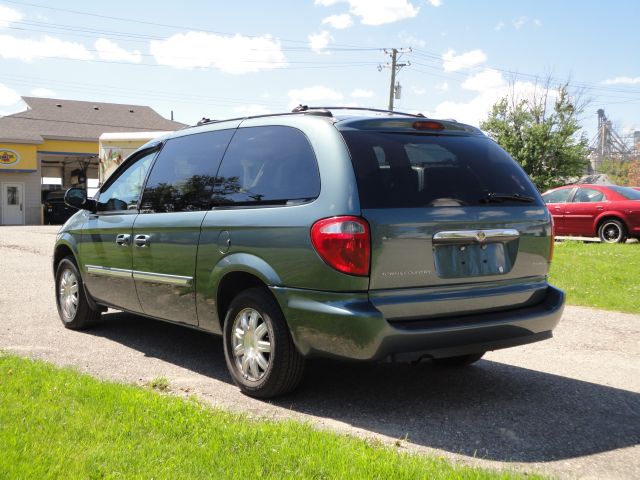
left=271, top=284, right=565, bottom=361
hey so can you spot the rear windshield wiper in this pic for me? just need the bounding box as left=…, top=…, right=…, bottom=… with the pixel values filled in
left=481, top=192, right=535, bottom=203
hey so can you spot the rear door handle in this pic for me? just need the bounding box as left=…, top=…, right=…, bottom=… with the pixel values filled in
left=134, top=234, right=151, bottom=247
left=115, top=234, right=130, bottom=246
left=596, top=206, right=604, bottom=211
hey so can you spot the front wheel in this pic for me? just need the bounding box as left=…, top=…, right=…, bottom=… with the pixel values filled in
left=55, top=256, right=101, bottom=330
left=223, top=288, right=305, bottom=398
left=433, top=352, right=485, bottom=367
left=598, top=219, right=627, bottom=244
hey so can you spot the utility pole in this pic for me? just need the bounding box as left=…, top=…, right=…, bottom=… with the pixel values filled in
left=378, top=48, right=411, bottom=111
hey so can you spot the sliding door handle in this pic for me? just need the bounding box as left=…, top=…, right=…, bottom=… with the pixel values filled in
left=134, top=234, right=151, bottom=247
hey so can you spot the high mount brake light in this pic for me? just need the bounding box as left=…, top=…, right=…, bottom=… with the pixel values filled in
left=413, top=121, right=444, bottom=131
left=310, top=216, right=370, bottom=276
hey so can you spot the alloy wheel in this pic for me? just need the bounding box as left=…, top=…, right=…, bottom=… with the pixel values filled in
left=59, top=269, right=79, bottom=321
left=231, top=308, right=272, bottom=381
left=602, top=222, right=621, bottom=243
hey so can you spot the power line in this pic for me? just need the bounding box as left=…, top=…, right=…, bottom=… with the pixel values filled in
left=3, top=0, right=384, bottom=51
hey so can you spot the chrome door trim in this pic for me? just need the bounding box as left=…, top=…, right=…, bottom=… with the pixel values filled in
left=86, top=265, right=133, bottom=278
left=432, top=229, right=520, bottom=244
left=85, top=265, right=193, bottom=287
left=132, top=270, right=193, bottom=287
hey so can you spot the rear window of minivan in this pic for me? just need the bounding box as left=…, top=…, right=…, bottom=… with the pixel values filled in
left=341, top=131, right=542, bottom=208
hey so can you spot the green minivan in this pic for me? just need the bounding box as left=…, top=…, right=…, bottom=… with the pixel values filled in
left=54, top=107, right=564, bottom=398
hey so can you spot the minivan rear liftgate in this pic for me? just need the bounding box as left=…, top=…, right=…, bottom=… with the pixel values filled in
left=339, top=123, right=555, bottom=322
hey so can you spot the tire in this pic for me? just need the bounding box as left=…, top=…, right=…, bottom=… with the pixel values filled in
left=55, top=256, right=101, bottom=330
left=433, top=352, right=485, bottom=367
left=598, top=219, right=627, bottom=244
left=223, top=288, right=305, bottom=398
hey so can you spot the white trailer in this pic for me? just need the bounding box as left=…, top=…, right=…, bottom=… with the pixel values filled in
left=98, top=131, right=171, bottom=185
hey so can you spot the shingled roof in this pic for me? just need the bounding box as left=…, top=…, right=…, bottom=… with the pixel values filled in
left=0, top=97, right=186, bottom=144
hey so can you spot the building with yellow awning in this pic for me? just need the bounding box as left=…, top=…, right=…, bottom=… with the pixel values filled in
left=0, top=96, right=184, bottom=225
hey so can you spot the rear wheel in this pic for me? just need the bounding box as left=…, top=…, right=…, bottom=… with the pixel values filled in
left=598, top=219, right=627, bottom=244
left=223, top=288, right=305, bottom=398
left=433, top=352, right=485, bottom=367
left=55, top=256, right=101, bottom=330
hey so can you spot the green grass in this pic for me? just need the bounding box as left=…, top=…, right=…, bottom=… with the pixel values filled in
left=549, top=241, right=640, bottom=313
left=146, top=376, right=169, bottom=391
left=0, top=355, right=536, bottom=480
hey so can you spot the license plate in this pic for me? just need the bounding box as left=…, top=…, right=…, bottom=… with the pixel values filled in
left=433, top=242, right=511, bottom=278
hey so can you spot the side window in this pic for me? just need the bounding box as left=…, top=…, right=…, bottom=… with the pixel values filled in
left=542, top=189, right=573, bottom=204
left=140, top=130, right=234, bottom=213
left=213, top=126, right=320, bottom=206
left=97, top=150, right=156, bottom=213
left=572, top=188, right=604, bottom=203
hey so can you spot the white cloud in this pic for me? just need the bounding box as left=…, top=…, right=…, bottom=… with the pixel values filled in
left=442, top=48, right=487, bottom=72
left=398, top=31, right=425, bottom=48
left=461, top=69, right=504, bottom=91
left=315, top=0, right=419, bottom=25
left=150, top=32, right=286, bottom=74
left=495, top=21, right=505, bottom=31
left=349, top=0, right=420, bottom=25
left=428, top=0, right=442, bottom=6
left=30, top=87, right=56, bottom=97
left=513, top=16, right=527, bottom=29
left=288, top=85, right=344, bottom=108
left=233, top=104, right=272, bottom=116
left=322, top=14, right=353, bottom=29
left=351, top=88, right=374, bottom=98
left=0, top=35, right=92, bottom=61
left=435, top=82, right=448, bottom=92
left=412, top=86, right=427, bottom=95
left=0, top=83, right=20, bottom=106
left=95, top=38, right=141, bottom=63
left=430, top=73, right=556, bottom=127
left=602, top=76, right=640, bottom=85
left=308, top=30, right=333, bottom=54
left=533, top=19, right=542, bottom=27
left=0, top=5, right=23, bottom=28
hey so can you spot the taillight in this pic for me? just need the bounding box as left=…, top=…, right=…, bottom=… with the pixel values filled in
left=310, top=216, right=370, bottom=276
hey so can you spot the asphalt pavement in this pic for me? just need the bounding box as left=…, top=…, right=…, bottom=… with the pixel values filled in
left=1, top=225, right=638, bottom=479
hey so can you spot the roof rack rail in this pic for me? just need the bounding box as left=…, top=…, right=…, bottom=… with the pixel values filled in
left=187, top=109, right=334, bottom=129
left=187, top=105, right=424, bottom=130
left=292, top=105, right=425, bottom=118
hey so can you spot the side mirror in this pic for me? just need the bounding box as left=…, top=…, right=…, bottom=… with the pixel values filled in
left=64, top=188, right=96, bottom=213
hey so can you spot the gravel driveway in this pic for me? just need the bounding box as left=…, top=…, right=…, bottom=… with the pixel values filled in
left=1, top=225, right=639, bottom=479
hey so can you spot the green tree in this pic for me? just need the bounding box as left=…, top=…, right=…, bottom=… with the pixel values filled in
left=481, top=83, right=590, bottom=191
left=628, top=160, right=640, bottom=186
left=600, top=159, right=631, bottom=185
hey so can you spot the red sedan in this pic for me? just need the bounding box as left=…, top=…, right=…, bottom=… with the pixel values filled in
left=542, top=184, right=640, bottom=243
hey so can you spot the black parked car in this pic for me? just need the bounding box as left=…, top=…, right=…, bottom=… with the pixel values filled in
left=44, top=190, right=79, bottom=224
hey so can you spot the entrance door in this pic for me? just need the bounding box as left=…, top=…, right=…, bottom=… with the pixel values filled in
left=1, top=182, right=25, bottom=225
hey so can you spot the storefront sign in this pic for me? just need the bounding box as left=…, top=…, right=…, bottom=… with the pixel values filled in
left=0, top=149, right=20, bottom=166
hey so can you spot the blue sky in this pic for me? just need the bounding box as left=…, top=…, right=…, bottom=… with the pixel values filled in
left=0, top=0, right=638, bottom=143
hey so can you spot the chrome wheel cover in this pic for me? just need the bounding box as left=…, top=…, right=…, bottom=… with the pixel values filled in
left=59, top=269, right=79, bottom=321
left=231, top=308, right=272, bottom=382
left=602, top=222, right=621, bottom=243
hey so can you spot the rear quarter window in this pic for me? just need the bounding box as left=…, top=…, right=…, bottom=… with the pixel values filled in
left=212, top=126, right=320, bottom=206
left=341, top=131, right=542, bottom=208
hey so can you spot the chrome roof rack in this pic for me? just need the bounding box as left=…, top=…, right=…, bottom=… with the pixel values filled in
left=188, top=105, right=425, bottom=129
left=292, top=104, right=425, bottom=118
